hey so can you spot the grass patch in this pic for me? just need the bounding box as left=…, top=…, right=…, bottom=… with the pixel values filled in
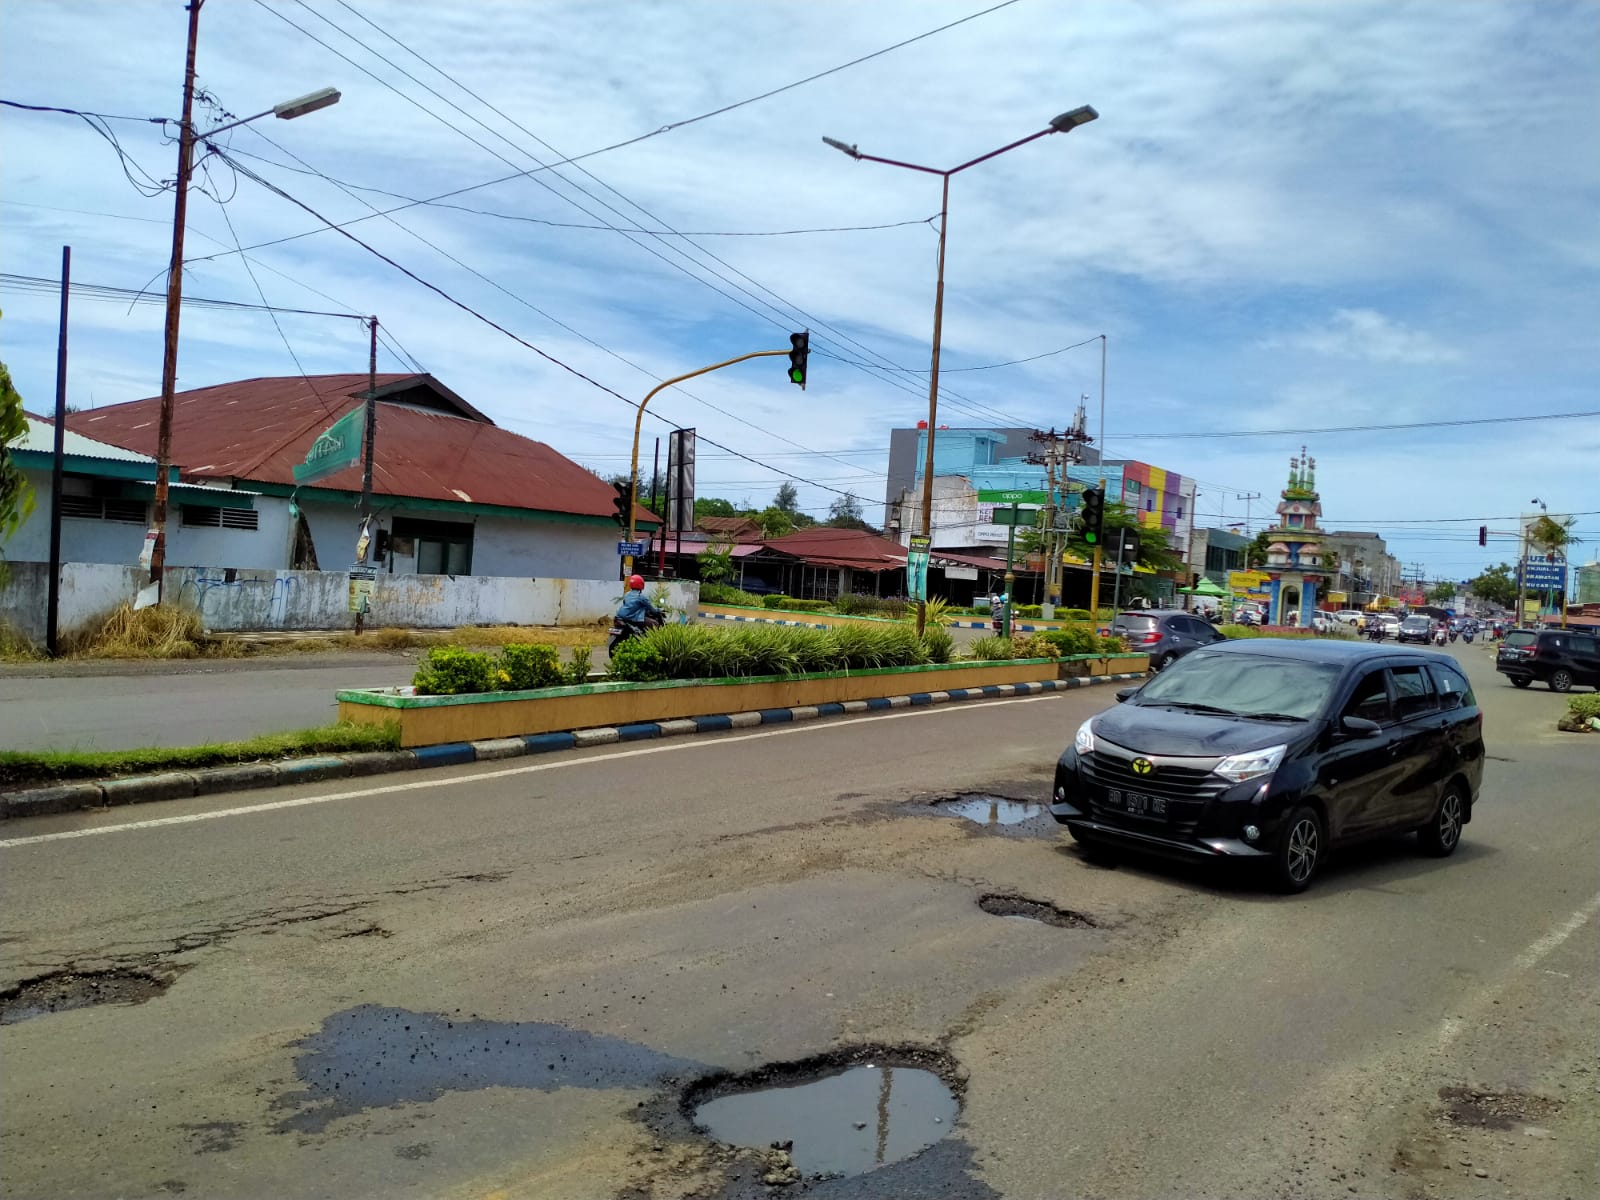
left=0, top=621, right=43, bottom=662
left=60, top=603, right=242, bottom=660
left=0, top=720, right=401, bottom=790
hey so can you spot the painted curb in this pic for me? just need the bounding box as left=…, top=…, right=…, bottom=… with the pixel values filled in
left=0, top=673, right=1145, bottom=821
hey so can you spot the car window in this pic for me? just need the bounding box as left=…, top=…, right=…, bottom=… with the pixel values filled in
left=1428, top=663, right=1476, bottom=709
left=1115, top=615, right=1156, bottom=633
left=1539, top=634, right=1565, bottom=650
left=1571, top=635, right=1598, bottom=654
left=1504, top=630, right=1536, bottom=648
left=1342, top=670, right=1392, bottom=724
left=1390, top=665, right=1437, bottom=719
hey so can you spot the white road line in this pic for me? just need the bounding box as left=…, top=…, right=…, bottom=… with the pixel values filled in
left=0, top=693, right=1069, bottom=849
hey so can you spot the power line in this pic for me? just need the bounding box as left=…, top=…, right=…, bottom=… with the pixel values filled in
left=0, top=271, right=364, bottom=320
left=1109, top=410, right=1600, bottom=440
left=0, top=98, right=165, bottom=123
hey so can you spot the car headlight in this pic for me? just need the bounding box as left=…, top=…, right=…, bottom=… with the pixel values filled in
left=1213, top=743, right=1287, bottom=783
left=1073, top=717, right=1096, bottom=755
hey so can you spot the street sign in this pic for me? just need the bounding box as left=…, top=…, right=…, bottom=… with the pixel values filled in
left=989, top=507, right=1038, bottom=526
left=347, top=567, right=376, bottom=614
left=617, top=541, right=646, bottom=556
left=294, top=407, right=365, bottom=484
left=1522, top=557, right=1567, bottom=591
left=977, top=488, right=1049, bottom=505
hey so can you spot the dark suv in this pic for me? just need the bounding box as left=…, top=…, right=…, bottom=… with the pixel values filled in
left=1051, top=640, right=1485, bottom=892
left=1496, top=628, right=1600, bottom=692
left=1110, top=609, right=1226, bottom=672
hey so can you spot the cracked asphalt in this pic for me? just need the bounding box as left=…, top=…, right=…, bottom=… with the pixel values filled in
left=1, top=645, right=1595, bottom=1199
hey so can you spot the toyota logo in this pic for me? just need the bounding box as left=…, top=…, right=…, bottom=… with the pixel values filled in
left=1131, top=757, right=1154, bottom=776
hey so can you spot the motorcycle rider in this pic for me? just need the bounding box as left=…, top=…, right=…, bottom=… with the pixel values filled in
left=616, top=574, right=664, bottom=629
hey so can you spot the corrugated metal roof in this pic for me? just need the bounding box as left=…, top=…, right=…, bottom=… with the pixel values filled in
left=762, top=527, right=909, bottom=570
left=17, top=413, right=157, bottom=465
left=67, top=374, right=653, bottom=523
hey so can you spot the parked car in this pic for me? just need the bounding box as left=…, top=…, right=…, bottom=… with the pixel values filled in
left=1396, top=615, right=1434, bottom=644
left=1051, top=640, right=1484, bottom=892
left=1495, top=628, right=1600, bottom=692
left=1333, top=610, right=1365, bottom=627
left=1109, top=609, right=1227, bottom=673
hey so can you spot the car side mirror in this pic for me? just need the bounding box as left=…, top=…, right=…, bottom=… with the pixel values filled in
left=1115, top=687, right=1139, bottom=703
left=1339, top=715, right=1382, bottom=738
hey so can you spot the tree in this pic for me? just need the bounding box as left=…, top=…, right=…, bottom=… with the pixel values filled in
left=755, top=506, right=794, bottom=538
left=1527, top=513, right=1580, bottom=557
left=1467, top=563, right=1517, bottom=608
left=0, top=353, right=35, bottom=586
left=773, top=482, right=799, bottom=514
left=694, top=497, right=737, bottom=520
left=1427, top=581, right=1457, bottom=604
left=1065, top=504, right=1183, bottom=572
left=825, top=491, right=874, bottom=532
left=1246, top=530, right=1273, bottom=569
left=696, top=539, right=734, bottom=585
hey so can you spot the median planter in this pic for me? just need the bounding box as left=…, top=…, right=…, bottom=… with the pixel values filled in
left=338, top=659, right=1060, bottom=748
left=1058, top=653, right=1150, bottom=679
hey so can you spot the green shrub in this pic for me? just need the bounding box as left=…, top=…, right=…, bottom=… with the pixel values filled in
left=1568, top=694, right=1600, bottom=721
left=495, top=642, right=563, bottom=690
left=1101, top=635, right=1129, bottom=653
left=1062, top=608, right=1092, bottom=621
left=1040, top=625, right=1101, bottom=656
left=1013, top=604, right=1042, bottom=619
left=778, top=598, right=832, bottom=612
left=413, top=646, right=496, bottom=695
left=968, top=635, right=1015, bottom=661
left=1013, top=635, right=1060, bottom=659
left=762, top=594, right=793, bottom=609
left=832, top=593, right=873, bottom=615
left=699, top=583, right=764, bottom=607
left=879, top=596, right=909, bottom=620
left=566, top=645, right=592, bottom=684
left=606, top=622, right=926, bottom=682
left=921, top=626, right=954, bottom=664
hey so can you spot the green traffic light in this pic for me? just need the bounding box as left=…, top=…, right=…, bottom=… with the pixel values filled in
left=789, top=368, right=804, bottom=383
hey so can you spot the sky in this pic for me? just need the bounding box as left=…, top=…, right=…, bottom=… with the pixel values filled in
left=2, top=0, right=1597, bottom=584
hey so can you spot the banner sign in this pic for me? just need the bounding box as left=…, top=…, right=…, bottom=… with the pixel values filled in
left=977, top=488, right=1049, bottom=505
left=347, top=567, right=376, bottom=614
left=1522, top=556, right=1567, bottom=591
left=666, top=428, right=696, bottom=533
left=907, top=534, right=931, bottom=601
left=943, top=565, right=979, bottom=581
left=294, top=407, right=365, bottom=485
left=1227, top=570, right=1270, bottom=593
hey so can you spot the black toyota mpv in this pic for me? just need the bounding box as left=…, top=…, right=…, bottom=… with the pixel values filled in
left=1051, top=640, right=1485, bottom=892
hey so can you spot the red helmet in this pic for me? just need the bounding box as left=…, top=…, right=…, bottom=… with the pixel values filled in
left=628, top=574, right=646, bottom=591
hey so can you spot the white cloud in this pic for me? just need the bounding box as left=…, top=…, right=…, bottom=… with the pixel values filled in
left=1264, top=309, right=1461, bottom=365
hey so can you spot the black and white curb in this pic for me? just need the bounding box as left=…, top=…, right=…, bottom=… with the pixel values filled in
left=0, top=673, right=1145, bottom=821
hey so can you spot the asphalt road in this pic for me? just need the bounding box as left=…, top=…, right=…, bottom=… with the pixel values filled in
left=1, top=646, right=1594, bottom=1199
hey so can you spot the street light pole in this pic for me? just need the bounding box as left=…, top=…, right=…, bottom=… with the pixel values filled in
left=147, top=1, right=340, bottom=599
left=824, top=106, right=1098, bottom=634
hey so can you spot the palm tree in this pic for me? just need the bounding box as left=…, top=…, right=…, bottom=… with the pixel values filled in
left=1527, top=513, right=1579, bottom=558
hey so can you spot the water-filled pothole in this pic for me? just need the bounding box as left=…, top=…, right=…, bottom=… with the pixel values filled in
left=977, top=893, right=1097, bottom=928
left=685, top=1047, right=960, bottom=1179
left=0, top=967, right=172, bottom=1025
left=935, top=794, right=1046, bottom=826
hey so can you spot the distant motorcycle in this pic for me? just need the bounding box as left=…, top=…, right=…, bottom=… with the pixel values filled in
left=1366, top=624, right=1387, bottom=642
left=1433, top=628, right=1448, bottom=647
left=607, top=611, right=663, bottom=653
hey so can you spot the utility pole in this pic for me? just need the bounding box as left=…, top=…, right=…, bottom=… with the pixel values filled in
left=46, top=246, right=70, bottom=657
left=352, top=315, right=378, bottom=635
left=149, top=0, right=204, bottom=601
left=1236, top=492, right=1261, bottom=537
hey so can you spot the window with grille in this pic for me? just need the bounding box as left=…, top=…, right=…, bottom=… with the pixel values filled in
left=180, top=505, right=259, bottom=530
left=60, top=495, right=148, bottom=523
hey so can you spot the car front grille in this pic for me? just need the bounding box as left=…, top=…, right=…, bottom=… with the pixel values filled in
left=1079, top=744, right=1229, bottom=838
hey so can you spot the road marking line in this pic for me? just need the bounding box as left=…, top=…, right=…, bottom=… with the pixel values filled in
left=0, top=692, right=1071, bottom=848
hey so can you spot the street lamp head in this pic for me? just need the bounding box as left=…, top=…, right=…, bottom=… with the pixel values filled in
left=822, top=135, right=861, bottom=160
left=274, top=87, right=341, bottom=121
left=1049, top=105, right=1099, bottom=133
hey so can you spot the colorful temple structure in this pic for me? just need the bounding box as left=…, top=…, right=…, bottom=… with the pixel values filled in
left=1265, top=447, right=1326, bottom=627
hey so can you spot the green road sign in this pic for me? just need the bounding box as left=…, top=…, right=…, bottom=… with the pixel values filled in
left=978, top=489, right=1049, bottom=504
left=989, top=506, right=1039, bottom=526
left=293, top=407, right=365, bottom=485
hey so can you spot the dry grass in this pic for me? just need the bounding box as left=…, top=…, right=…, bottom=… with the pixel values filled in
left=59, top=603, right=241, bottom=660
left=0, top=621, right=43, bottom=662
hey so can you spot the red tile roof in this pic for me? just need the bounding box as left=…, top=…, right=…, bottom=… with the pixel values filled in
left=761, top=527, right=909, bottom=571
left=69, top=374, right=653, bottom=523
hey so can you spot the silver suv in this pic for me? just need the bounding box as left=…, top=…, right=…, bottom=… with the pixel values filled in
left=1110, top=609, right=1227, bottom=672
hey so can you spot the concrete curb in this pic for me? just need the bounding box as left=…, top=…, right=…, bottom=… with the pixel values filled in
left=0, top=673, right=1145, bottom=821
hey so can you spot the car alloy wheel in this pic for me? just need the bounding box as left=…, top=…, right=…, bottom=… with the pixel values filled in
left=1419, top=786, right=1465, bottom=857
left=1271, top=806, right=1324, bottom=894
left=1550, top=669, right=1574, bottom=693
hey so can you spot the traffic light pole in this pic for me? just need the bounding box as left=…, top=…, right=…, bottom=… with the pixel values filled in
left=622, top=348, right=793, bottom=578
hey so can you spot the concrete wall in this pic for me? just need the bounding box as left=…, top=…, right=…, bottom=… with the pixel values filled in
left=0, top=560, right=698, bottom=643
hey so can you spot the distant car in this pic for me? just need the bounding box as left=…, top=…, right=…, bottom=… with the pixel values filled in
left=1109, top=609, right=1227, bottom=673
left=1051, top=640, right=1485, bottom=892
left=1310, top=614, right=1335, bottom=634
left=1495, top=628, right=1600, bottom=692
left=1333, top=611, right=1365, bottom=627
left=1396, top=615, right=1433, bottom=644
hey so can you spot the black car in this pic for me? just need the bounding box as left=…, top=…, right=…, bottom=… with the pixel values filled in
left=1495, top=628, right=1600, bottom=692
left=1109, top=609, right=1227, bottom=672
left=1396, top=615, right=1433, bottom=644
left=1051, top=640, right=1485, bottom=892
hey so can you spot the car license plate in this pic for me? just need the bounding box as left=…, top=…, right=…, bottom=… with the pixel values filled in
left=1105, top=789, right=1162, bottom=816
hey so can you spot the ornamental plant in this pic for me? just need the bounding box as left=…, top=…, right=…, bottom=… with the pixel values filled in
left=413, top=646, right=497, bottom=695
left=497, top=643, right=564, bottom=690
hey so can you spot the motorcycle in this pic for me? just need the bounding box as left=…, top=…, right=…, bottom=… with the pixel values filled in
left=1366, top=624, right=1386, bottom=642
left=1433, top=628, right=1448, bottom=647
left=607, top=611, right=664, bottom=653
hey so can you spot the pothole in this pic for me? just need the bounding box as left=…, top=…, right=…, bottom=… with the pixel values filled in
left=682, top=1046, right=961, bottom=1180
left=0, top=967, right=173, bottom=1025
left=1438, top=1085, right=1563, bottom=1131
left=976, top=893, right=1098, bottom=928
left=933, top=794, right=1047, bottom=827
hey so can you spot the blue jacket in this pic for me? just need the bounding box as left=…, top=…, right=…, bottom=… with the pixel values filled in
left=617, top=591, right=662, bottom=624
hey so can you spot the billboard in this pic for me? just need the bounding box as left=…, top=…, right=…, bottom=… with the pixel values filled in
left=1522, top=556, right=1567, bottom=591
left=666, top=428, right=696, bottom=533
left=1227, top=570, right=1271, bottom=594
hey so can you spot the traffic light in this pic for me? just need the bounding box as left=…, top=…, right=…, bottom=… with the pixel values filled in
left=611, top=481, right=633, bottom=527
left=1120, top=526, right=1141, bottom=563
left=787, top=330, right=809, bottom=389
left=1080, top=486, right=1104, bottom=547
left=1478, top=525, right=1487, bottom=547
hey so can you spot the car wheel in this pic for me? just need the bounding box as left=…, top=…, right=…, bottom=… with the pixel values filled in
left=1074, top=833, right=1120, bottom=866
left=1549, top=669, right=1574, bottom=693
left=1510, top=677, right=1532, bottom=689
left=1269, top=806, right=1324, bottom=894
left=1152, top=652, right=1173, bottom=673
left=1417, top=784, right=1465, bottom=857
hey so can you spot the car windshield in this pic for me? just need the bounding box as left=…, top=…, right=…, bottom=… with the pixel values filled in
left=1402, top=617, right=1429, bottom=629
left=1504, top=631, right=1536, bottom=648
left=1134, top=652, right=1340, bottom=720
